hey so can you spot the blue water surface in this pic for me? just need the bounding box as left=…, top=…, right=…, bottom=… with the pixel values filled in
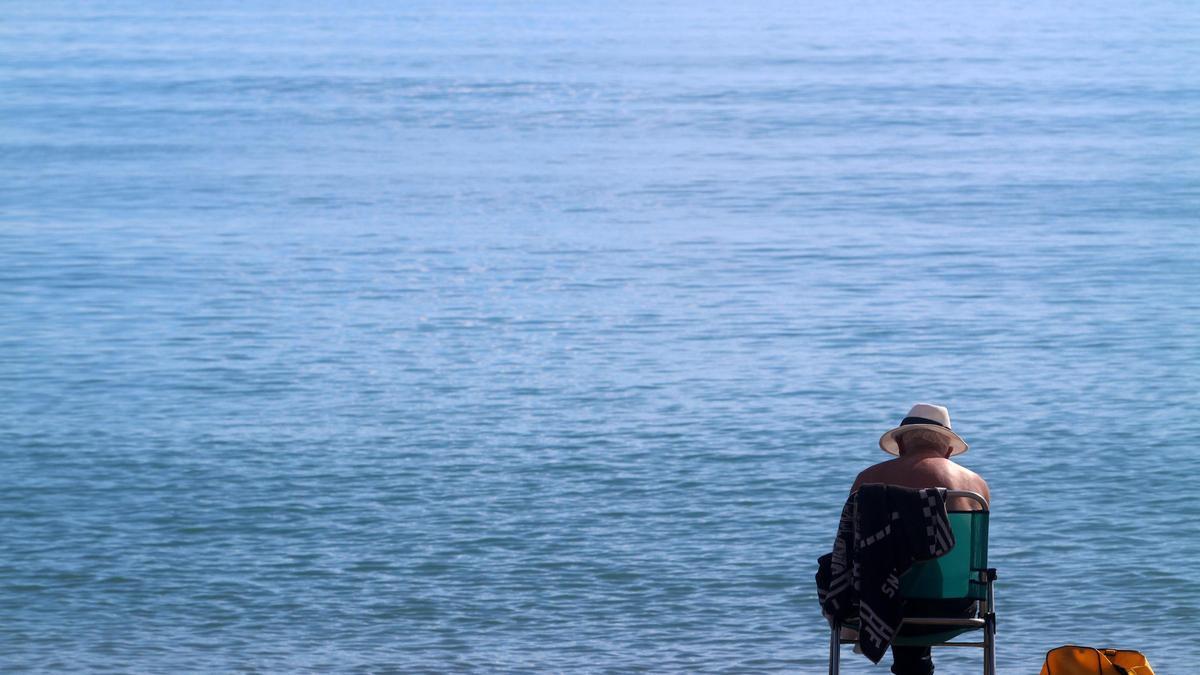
left=2, top=1, right=1198, bottom=672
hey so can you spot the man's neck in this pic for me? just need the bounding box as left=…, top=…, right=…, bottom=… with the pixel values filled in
left=900, top=448, right=950, bottom=461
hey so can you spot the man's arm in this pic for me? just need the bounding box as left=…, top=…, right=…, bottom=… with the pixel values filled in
left=952, top=469, right=991, bottom=511
left=849, top=468, right=871, bottom=495
left=974, top=475, right=991, bottom=506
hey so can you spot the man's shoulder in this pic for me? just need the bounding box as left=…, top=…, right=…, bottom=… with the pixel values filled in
left=856, top=458, right=895, bottom=477
left=951, top=461, right=988, bottom=484
left=853, top=458, right=901, bottom=484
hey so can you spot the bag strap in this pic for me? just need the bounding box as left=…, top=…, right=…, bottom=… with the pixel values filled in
left=1099, top=648, right=1128, bottom=672
left=1101, top=649, right=1130, bottom=675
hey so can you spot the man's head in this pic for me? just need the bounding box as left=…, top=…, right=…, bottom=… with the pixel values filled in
left=895, top=427, right=954, bottom=458
left=878, top=403, right=968, bottom=457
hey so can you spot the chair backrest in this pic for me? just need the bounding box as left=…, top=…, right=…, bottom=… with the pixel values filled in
left=899, top=508, right=990, bottom=600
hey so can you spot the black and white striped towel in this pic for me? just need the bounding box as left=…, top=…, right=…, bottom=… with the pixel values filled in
left=815, top=484, right=955, bottom=664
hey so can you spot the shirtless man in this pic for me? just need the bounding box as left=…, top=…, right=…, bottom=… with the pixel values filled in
left=851, top=403, right=990, bottom=675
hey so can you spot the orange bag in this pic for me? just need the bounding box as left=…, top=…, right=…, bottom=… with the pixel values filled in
left=1040, top=645, right=1155, bottom=674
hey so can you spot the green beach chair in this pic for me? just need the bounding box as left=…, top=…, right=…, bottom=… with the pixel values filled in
left=828, top=489, right=996, bottom=675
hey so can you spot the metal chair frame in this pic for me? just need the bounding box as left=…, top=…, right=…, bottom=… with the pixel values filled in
left=827, top=489, right=996, bottom=675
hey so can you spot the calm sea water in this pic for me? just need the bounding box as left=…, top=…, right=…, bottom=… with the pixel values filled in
left=2, top=1, right=1198, bottom=672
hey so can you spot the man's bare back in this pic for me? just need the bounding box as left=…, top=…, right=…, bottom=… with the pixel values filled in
left=851, top=454, right=989, bottom=511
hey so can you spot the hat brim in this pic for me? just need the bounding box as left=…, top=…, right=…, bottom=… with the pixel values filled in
left=879, top=424, right=968, bottom=457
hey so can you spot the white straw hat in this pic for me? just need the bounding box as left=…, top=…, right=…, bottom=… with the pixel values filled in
left=879, top=403, right=968, bottom=456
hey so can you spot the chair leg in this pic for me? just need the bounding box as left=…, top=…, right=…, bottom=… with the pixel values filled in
left=983, top=614, right=996, bottom=675
left=829, top=619, right=840, bottom=675
left=984, top=569, right=998, bottom=675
